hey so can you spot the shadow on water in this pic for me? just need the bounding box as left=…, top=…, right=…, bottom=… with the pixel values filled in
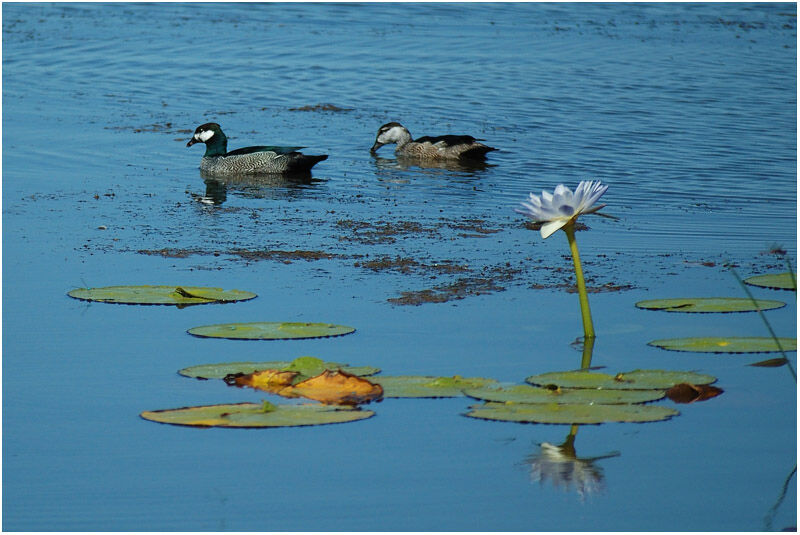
left=192, top=171, right=324, bottom=205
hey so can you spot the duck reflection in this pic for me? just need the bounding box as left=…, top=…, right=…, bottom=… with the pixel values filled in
left=191, top=170, right=322, bottom=205
left=371, top=153, right=495, bottom=173
left=193, top=178, right=227, bottom=205
left=526, top=425, right=620, bottom=500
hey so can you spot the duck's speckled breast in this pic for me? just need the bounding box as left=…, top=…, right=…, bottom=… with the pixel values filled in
left=200, top=152, right=289, bottom=175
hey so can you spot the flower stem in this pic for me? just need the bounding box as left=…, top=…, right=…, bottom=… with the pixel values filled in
left=563, top=222, right=595, bottom=339
left=580, top=335, right=596, bottom=369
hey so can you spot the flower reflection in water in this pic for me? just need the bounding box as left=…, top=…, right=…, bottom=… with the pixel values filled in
left=526, top=425, right=620, bottom=500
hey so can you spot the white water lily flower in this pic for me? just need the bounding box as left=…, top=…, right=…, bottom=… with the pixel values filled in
left=516, top=180, right=608, bottom=238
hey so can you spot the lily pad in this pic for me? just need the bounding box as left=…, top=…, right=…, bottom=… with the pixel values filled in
left=178, top=357, right=380, bottom=379
left=635, top=297, right=785, bottom=313
left=67, top=285, right=257, bottom=305
left=370, top=375, right=499, bottom=398
left=226, top=369, right=298, bottom=393
left=280, top=356, right=378, bottom=378
left=140, top=402, right=374, bottom=428
left=744, top=272, right=797, bottom=291
left=280, top=370, right=383, bottom=405
left=665, top=383, right=724, bottom=403
left=465, top=401, right=679, bottom=425
left=525, top=369, right=716, bottom=390
left=648, top=337, right=796, bottom=354
left=187, top=322, right=355, bottom=340
left=464, top=384, right=665, bottom=404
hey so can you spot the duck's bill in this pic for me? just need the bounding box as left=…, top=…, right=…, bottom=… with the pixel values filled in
left=370, top=141, right=384, bottom=152
left=186, top=138, right=198, bottom=147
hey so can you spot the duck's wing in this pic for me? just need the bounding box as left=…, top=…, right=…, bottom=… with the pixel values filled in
left=225, top=145, right=306, bottom=157
left=414, top=134, right=480, bottom=147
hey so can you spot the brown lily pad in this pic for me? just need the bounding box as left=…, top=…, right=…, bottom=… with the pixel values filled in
left=748, top=357, right=790, bottom=368
left=280, top=370, right=383, bottom=405
left=665, top=383, right=724, bottom=403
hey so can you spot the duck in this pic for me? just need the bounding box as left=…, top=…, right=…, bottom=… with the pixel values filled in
left=187, top=123, right=328, bottom=175
left=370, top=122, right=496, bottom=160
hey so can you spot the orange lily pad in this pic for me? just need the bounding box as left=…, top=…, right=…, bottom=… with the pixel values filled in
left=281, top=370, right=383, bottom=406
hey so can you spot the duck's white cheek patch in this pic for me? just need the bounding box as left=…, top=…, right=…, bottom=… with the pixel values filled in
left=195, top=130, right=215, bottom=142
left=379, top=126, right=404, bottom=143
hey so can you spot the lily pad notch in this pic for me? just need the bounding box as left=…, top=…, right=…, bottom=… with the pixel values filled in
left=67, top=285, right=257, bottom=305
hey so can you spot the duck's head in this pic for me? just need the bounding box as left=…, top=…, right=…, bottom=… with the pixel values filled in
left=370, top=122, right=411, bottom=152
left=187, top=123, right=224, bottom=147
left=187, top=123, right=228, bottom=157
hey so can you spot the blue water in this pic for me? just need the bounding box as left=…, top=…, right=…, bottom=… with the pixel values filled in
left=3, top=2, right=796, bottom=531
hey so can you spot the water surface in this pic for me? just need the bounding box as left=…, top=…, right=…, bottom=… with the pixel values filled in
left=3, top=2, right=796, bottom=531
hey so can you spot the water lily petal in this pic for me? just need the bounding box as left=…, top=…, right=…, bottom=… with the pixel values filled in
left=572, top=181, right=589, bottom=208
left=517, top=194, right=560, bottom=222
left=552, top=184, right=573, bottom=211
left=540, top=219, right=568, bottom=239
left=576, top=180, right=608, bottom=211
left=516, top=202, right=544, bottom=221
left=522, top=192, right=541, bottom=209
left=558, top=204, right=576, bottom=217
left=516, top=181, right=608, bottom=239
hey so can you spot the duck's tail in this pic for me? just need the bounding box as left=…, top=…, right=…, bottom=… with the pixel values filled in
left=288, top=153, right=328, bottom=173
left=460, top=145, right=496, bottom=160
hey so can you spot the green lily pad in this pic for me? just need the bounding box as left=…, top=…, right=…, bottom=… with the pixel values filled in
left=525, top=369, right=716, bottom=390
left=649, top=337, right=796, bottom=354
left=187, top=322, right=355, bottom=340
left=179, top=356, right=380, bottom=380
left=370, top=375, right=499, bottom=398
left=744, top=272, right=797, bottom=291
left=635, top=297, right=785, bottom=313
left=141, top=402, right=373, bottom=428
left=465, top=401, right=679, bottom=425
left=67, top=285, right=257, bottom=305
left=464, top=384, right=665, bottom=404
